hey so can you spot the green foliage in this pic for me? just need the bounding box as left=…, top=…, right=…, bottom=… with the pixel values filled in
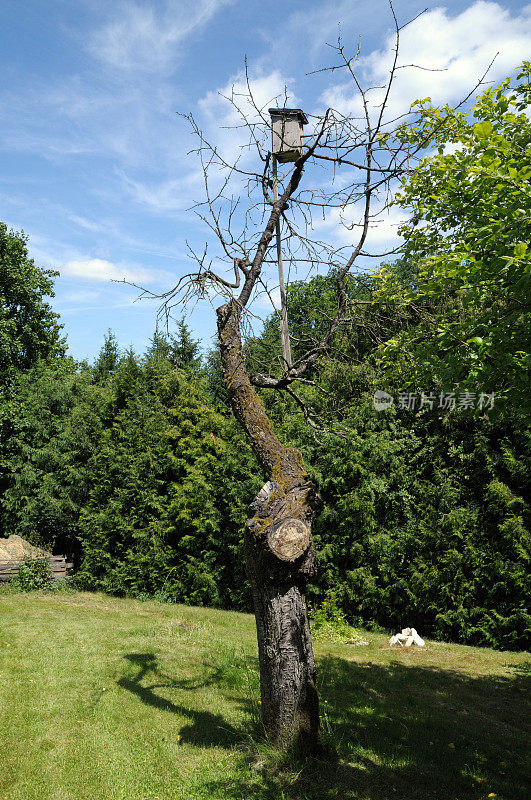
left=0, top=223, right=65, bottom=388
left=306, top=408, right=530, bottom=650
left=309, top=591, right=364, bottom=644
left=1, top=65, right=530, bottom=656
left=204, top=347, right=230, bottom=409
left=146, top=318, right=203, bottom=373
left=10, top=559, right=55, bottom=592
left=375, top=64, right=531, bottom=415
left=1, top=330, right=260, bottom=610
left=75, top=350, right=260, bottom=607
left=92, top=329, right=120, bottom=382
left=0, top=225, right=67, bottom=530
left=0, top=357, right=108, bottom=557
left=262, top=270, right=530, bottom=650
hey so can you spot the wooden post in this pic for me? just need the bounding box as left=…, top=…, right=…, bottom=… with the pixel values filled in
left=272, top=157, right=292, bottom=372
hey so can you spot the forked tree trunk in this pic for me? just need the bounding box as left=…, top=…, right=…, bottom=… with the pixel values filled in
left=217, top=299, right=322, bottom=752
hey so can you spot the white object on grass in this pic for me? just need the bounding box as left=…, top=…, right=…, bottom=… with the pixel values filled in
left=389, top=626, right=425, bottom=647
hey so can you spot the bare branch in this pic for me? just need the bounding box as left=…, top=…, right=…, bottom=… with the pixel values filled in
left=121, top=7, right=500, bottom=433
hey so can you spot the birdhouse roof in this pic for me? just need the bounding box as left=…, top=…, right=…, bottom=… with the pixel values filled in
left=268, top=108, right=308, bottom=125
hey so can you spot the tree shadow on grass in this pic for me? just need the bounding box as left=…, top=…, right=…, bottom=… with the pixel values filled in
left=117, top=652, right=243, bottom=748
left=204, top=654, right=531, bottom=800
left=117, top=651, right=530, bottom=799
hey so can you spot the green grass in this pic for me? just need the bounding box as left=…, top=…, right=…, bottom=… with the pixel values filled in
left=0, top=591, right=529, bottom=800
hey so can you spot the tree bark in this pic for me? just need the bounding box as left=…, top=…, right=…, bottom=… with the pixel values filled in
left=217, top=299, right=322, bottom=752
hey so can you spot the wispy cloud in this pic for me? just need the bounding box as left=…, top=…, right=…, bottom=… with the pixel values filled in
left=88, top=0, right=235, bottom=74
left=253, top=0, right=406, bottom=73
left=118, top=172, right=191, bottom=213
left=61, top=258, right=159, bottom=284
left=198, top=68, right=297, bottom=164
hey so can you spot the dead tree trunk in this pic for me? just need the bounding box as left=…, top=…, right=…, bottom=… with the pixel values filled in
left=217, top=298, right=322, bottom=752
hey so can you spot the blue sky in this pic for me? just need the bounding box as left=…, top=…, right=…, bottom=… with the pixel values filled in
left=1, top=0, right=529, bottom=362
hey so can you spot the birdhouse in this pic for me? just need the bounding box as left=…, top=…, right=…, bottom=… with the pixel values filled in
left=268, top=108, right=308, bottom=163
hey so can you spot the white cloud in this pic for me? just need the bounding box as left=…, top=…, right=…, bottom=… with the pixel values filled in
left=199, top=70, right=296, bottom=125
left=61, top=258, right=157, bottom=284
left=118, top=172, right=192, bottom=213
left=89, top=0, right=234, bottom=74
left=321, top=2, right=531, bottom=120
left=363, top=206, right=408, bottom=253
left=252, top=285, right=282, bottom=312
left=198, top=69, right=298, bottom=164
left=311, top=203, right=407, bottom=256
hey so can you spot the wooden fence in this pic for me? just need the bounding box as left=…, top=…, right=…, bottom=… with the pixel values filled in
left=0, top=556, right=73, bottom=582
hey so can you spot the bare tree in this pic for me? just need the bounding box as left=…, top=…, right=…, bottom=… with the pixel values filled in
left=133, top=8, right=490, bottom=753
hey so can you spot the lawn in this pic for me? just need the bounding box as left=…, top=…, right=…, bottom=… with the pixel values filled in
left=0, top=591, right=529, bottom=800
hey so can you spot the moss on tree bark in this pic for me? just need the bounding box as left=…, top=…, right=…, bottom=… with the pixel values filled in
left=217, top=298, right=322, bottom=751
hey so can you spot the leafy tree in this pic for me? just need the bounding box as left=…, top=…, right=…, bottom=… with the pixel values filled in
left=204, top=347, right=230, bottom=409
left=375, top=64, right=531, bottom=415
left=169, top=318, right=202, bottom=371
left=256, top=272, right=530, bottom=650
left=0, top=223, right=65, bottom=388
left=0, top=224, right=72, bottom=545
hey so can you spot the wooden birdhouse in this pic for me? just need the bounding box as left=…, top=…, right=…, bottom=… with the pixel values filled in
left=268, top=108, right=308, bottom=163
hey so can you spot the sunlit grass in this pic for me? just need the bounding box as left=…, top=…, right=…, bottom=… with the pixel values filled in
left=0, top=590, right=528, bottom=799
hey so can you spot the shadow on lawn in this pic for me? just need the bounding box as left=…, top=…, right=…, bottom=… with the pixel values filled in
left=118, top=651, right=530, bottom=800
left=117, top=652, right=242, bottom=748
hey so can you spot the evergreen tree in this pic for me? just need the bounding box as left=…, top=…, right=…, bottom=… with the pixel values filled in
left=92, top=330, right=120, bottom=382
left=168, top=318, right=202, bottom=371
